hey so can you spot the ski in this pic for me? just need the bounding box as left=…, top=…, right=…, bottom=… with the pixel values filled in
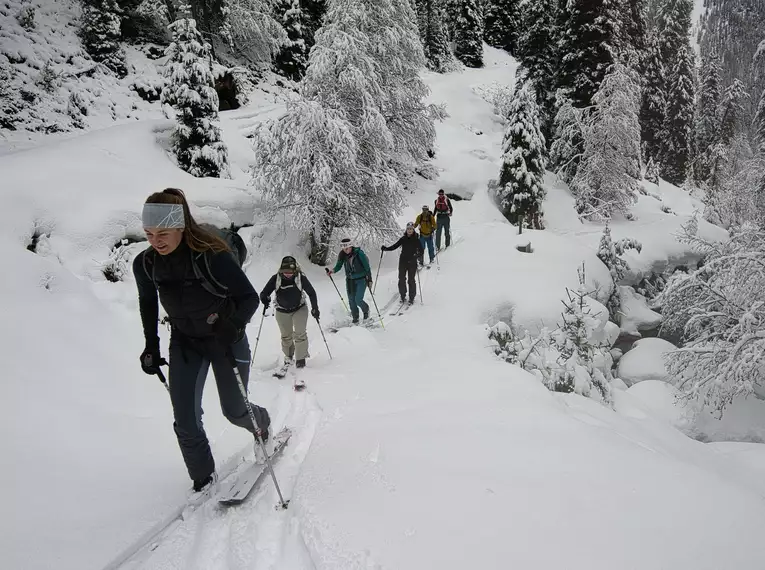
left=389, top=301, right=406, bottom=315
left=218, top=427, right=292, bottom=506
left=273, top=360, right=291, bottom=378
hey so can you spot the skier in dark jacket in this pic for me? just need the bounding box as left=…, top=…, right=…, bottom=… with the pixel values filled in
left=382, top=222, right=423, bottom=304
left=133, top=188, right=269, bottom=494
left=259, top=256, right=319, bottom=369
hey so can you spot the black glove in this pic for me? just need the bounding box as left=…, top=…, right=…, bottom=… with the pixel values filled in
left=311, top=307, right=320, bottom=319
left=366, top=276, right=373, bottom=286
left=381, top=245, right=386, bottom=251
left=140, top=344, right=166, bottom=375
left=212, top=318, right=242, bottom=346
left=261, top=297, right=270, bottom=309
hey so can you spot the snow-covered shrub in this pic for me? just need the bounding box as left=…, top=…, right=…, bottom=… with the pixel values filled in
left=473, top=82, right=515, bottom=120
left=101, top=239, right=132, bottom=282
left=662, top=223, right=765, bottom=414
left=67, top=90, right=88, bottom=128
left=161, top=16, right=229, bottom=178
left=597, top=224, right=642, bottom=322
left=221, top=0, right=286, bottom=65
left=644, top=156, right=660, bottom=184
left=488, top=267, right=617, bottom=405
left=37, top=61, right=59, bottom=93
left=496, top=82, right=546, bottom=231
left=80, top=0, right=128, bottom=78
left=16, top=3, right=36, bottom=30
left=130, top=76, right=163, bottom=102
left=635, top=272, right=668, bottom=302
left=571, top=63, right=641, bottom=221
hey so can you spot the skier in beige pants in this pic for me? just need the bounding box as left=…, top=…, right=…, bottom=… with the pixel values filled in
left=259, top=256, right=320, bottom=369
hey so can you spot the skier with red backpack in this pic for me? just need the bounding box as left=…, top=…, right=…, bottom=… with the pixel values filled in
left=434, top=189, right=453, bottom=251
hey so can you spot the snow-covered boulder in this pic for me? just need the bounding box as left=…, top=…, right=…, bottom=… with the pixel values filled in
left=621, top=380, right=694, bottom=430
left=619, top=285, right=662, bottom=335
left=617, top=337, right=676, bottom=385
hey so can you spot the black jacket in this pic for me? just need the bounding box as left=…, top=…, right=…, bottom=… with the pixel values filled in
left=260, top=272, right=318, bottom=313
left=133, top=243, right=259, bottom=344
left=383, top=232, right=423, bottom=263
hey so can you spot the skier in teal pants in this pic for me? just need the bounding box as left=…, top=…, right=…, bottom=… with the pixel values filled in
left=326, top=237, right=373, bottom=324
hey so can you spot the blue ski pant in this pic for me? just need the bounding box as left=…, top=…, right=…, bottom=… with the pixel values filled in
left=168, top=332, right=269, bottom=482
left=346, top=277, right=370, bottom=320
left=419, top=234, right=435, bottom=263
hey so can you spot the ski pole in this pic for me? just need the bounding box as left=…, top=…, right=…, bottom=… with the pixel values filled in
left=207, top=313, right=289, bottom=509
left=325, top=268, right=349, bottom=314
left=417, top=269, right=423, bottom=304
left=315, top=316, right=332, bottom=360
left=157, top=367, right=170, bottom=393
left=250, top=305, right=268, bottom=366
left=373, top=250, right=383, bottom=294
left=367, top=286, right=385, bottom=329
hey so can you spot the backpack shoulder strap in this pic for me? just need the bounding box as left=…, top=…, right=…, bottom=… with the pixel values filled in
left=142, top=247, right=157, bottom=286
left=191, top=250, right=228, bottom=298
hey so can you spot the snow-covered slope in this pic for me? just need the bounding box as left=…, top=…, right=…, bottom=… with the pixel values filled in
left=3, top=45, right=765, bottom=570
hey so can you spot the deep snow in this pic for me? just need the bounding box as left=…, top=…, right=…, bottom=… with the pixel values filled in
left=3, top=45, right=765, bottom=570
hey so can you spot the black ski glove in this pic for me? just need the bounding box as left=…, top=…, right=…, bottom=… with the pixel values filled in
left=140, top=344, right=166, bottom=376
left=261, top=296, right=270, bottom=309
left=212, top=317, right=242, bottom=346
left=380, top=245, right=386, bottom=252
left=311, top=307, right=320, bottom=319
left=366, top=276, right=373, bottom=287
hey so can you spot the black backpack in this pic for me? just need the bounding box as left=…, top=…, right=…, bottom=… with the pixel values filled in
left=143, top=225, right=248, bottom=299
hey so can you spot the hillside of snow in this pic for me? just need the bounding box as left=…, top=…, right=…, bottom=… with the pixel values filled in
left=3, top=45, right=765, bottom=570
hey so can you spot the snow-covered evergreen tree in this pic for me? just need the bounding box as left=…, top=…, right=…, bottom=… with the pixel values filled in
left=639, top=31, right=665, bottom=164
left=273, top=0, right=308, bottom=80
left=571, top=63, right=641, bottom=221
left=496, top=84, right=546, bottom=230
left=656, top=0, right=692, bottom=71
left=645, top=156, right=660, bottom=184
left=619, top=0, right=646, bottom=69
left=596, top=224, right=642, bottom=322
left=301, top=0, right=326, bottom=50
left=81, top=0, right=128, bottom=77
left=483, top=0, right=520, bottom=55
left=558, top=0, right=619, bottom=108
left=660, top=43, right=694, bottom=186
left=415, top=0, right=457, bottom=73
left=220, top=0, right=285, bottom=64
left=693, top=53, right=722, bottom=183
left=251, top=0, right=436, bottom=264
left=755, top=87, right=765, bottom=153
left=515, top=0, right=560, bottom=138
left=663, top=224, right=765, bottom=414
left=162, top=16, right=229, bottom=178
left=718, top=79, right=749, bottom=146
left=453, top=0, right=483, bottom=68
left=549, top=93, right=584, bottom=184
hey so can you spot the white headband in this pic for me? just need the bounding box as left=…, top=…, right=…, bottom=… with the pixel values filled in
left=142, top=203, right=185, bottom=229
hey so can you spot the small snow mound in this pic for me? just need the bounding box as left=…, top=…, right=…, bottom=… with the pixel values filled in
left=622, top=380, right=694, bottom=429
left=619, top=286, right=662, bottom=335
left=618, top=337, right=676, bottom=385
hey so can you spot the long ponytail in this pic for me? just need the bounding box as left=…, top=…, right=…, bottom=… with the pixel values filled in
left=145, top=188, right=230, bottom=254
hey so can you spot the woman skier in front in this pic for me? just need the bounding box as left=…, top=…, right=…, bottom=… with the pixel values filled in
left=133, top=188, right=270, bottom=494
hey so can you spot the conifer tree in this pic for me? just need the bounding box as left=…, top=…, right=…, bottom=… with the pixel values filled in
left=302, top=0, right=327, bottom=52
left=718, top=79, right=749, bottom=146
left=415, top=0, right=456, bottom=72
left=694, top=53, right=722, bottom=182
left=549, top=94, right=584, bottom=184
left=483, top=0, right=521, bottom=55
left=755, top=87, right=765, bottom=153
left=496, top=84, right=546, bottom=230
left=273, top=0, right=308, bottom=80
left=515, top=0, right=560, bottom=138
left=597, top=224, right=642, bottom=322
left=558, top=0, right=619, bottom=108
left=571, top=63, right=641, bottom=220
left=660, top=43, right=695, bottom=185
left=162, top=16, right=229, bottom=178
left=656, top=0, right=692, bottom=70
left=81, top=0, right=128, bottom=77
left=453, top=0, right=483, bottom=68
left=619, top=0, right=647, bottom=68
left=639, top=32, right=665, bottom=163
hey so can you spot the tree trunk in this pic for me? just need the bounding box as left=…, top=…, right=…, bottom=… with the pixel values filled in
left=310, top=218, right=334, bottom=266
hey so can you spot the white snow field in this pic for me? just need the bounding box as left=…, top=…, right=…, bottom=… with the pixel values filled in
left=3, top=46, right=765, bottom=570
